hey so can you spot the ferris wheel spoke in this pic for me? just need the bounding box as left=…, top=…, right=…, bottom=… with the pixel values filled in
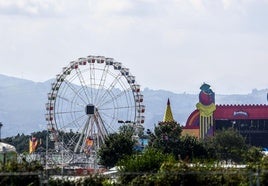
left=95, top=111, right=113, bottom=136
left=103, top=121, right=116, bottom=133
left=95, top=72, right=123, bottom=106
left=98, top=105, right=135, bottom=111
left=57, top=95, right=72, bottom=103
left=71, top=113, right=89, bottom=129
left=63, top=80, right=88, bottom=105
left=98, top=106, right=134, bottom=126
left=74, top=68, right=91, bottom=104
left=98, top=88, right=132, bottom=108
left=57, top=96, right=85, bottom=110
left=54, top=110, right=84, bottom=115
left=97, top=109, right=117, bottom=125
left=94, top=65, right=110, bottom=105
left=60, top=114, right=87, bottom=132
left=89, top=63, right=96, bottom=104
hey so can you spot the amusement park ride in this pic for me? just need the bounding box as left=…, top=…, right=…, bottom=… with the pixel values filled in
left=45, top=55, right=145, bottom=168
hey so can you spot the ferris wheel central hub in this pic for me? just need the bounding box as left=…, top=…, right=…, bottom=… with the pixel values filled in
left=85, top=104, right=96, bottom=115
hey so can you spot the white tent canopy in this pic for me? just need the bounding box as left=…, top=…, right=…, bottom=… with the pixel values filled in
left=0, top=142, right=16, bottom=153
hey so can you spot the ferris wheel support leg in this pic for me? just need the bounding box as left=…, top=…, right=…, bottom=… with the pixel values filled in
left=80, top=119, right=94, bottom=153
left=94, top=111, right=108, bottom=146
left=74, top=116, right=91, bottom=153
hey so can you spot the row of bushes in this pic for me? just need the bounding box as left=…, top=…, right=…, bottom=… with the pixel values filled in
left=0, top=164, right=267, bottom=185
left=45, top=166, right=268, bottom=186
left=0, top=174, right=41, bottom=186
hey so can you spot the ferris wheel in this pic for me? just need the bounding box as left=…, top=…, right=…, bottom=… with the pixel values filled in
left=45, top=55, right=145, bottom=158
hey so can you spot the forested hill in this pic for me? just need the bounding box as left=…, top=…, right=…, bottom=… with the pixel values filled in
left=0, top=74, right=268, bottom=137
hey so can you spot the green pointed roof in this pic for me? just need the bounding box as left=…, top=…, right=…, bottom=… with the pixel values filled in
left=163, top=98, right=174, bottom=122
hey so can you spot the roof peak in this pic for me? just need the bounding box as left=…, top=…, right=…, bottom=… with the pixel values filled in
left=163, top=98, right=174, bottom=122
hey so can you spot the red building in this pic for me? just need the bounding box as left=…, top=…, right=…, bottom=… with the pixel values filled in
left=183, top=83, right=268, bottom=148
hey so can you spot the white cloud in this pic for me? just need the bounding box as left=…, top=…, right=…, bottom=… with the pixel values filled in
left=88, top=0, right=133, bottom=15
left=0, top=0, right=66, bottom=16
left=0, top=0, right=268, bottom=94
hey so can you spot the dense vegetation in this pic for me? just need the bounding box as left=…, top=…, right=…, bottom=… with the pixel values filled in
left=0, top=157, right=43, bottom=185
left=97, top=121, right=265, bottom=185
left=98, top=132, right=135, bottom=168
left=0, top=121, right=266, bottom=185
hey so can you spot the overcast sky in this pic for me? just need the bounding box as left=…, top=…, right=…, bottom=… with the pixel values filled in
left=1, top=0, right=268, bottom=94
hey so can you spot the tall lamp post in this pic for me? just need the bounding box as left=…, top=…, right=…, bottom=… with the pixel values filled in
left=0, top=122, right=3, bottom=142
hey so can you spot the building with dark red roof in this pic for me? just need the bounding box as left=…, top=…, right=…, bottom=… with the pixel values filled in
left=182, top=83, right=268, bottom=148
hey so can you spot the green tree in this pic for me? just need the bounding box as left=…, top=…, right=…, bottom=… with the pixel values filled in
left=118, top=124, right=135, bottom=137
left=244, top=146, right=263, bottom=163
left=118, top=147, right=175, bottom=184
left=98, top=132, right=135, bottom=168
left=148, top=121, right=210, bottom=161
left=179, top=135, right=208, bottom=161
left=204, top=128, right=248, bottom=163
left=0, top=158, right=43, bottom=185
left=149, top=121, right=182, bottom=158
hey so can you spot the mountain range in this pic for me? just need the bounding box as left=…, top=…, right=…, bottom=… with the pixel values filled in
left=0, top=74, right=267, bottom=137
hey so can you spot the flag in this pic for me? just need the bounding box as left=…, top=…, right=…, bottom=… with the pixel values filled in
left=86, top=137, right=93, bottom=147
left=85, top=137, right=93, bottom=154
left=29, top=137, right=38, bottom=153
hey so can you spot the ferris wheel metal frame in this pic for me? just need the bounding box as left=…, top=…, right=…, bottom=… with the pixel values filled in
left=45, top=55, right=145, bottom=165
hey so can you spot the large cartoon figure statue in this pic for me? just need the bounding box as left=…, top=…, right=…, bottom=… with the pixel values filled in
left=199, top=83, right=215, bottom=105
left=196, top=83, right=216, bottom=139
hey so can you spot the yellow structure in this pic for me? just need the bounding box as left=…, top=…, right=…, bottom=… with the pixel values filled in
left=196, top=102, right=216, bottom=139
left=163, top=98, right=174, bottom=122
